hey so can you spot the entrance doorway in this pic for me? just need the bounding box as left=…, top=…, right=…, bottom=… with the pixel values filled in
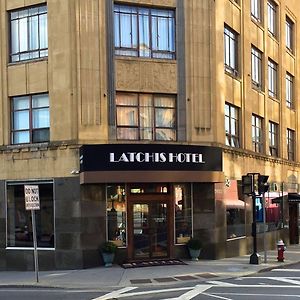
left=289, top=203, right=299, bottom=244
left=127, top=184, right=173, bottom=260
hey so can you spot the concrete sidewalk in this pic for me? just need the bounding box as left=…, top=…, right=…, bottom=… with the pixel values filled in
left=1, top=244, right=300, bottom=289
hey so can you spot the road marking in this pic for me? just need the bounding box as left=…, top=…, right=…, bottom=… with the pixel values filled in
left=267, top=277, right=300, bottom=285
left=162, top=285, right=212, bottom=300
left=213, top=292, right=300, bottom=298
left=208, top=281, right=236, bottom=286
left=91, top=287, right=137, bottom=300
left=272, top=269, right=300, bottom=272
left=202, top=293, right=233, bottom=300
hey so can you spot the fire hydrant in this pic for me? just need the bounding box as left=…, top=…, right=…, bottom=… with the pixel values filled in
left=277, top=239, right=286, bottom=262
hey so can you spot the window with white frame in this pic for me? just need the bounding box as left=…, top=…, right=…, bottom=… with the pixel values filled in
left=269, top=121, right=279, bottom=157
left=252, top=114, right=263, bottom=153
left=286, top=72, right=294, bottom=109
left=116, top=93, right=176, bottom=141
left=267, top=0, right=277, bottom=37
left=251, top=0, right=262, bottom=22
left=224, top=25, right=239, bottom=76
left=9, top=5, right=48, bottom=62
left=286, top=16, right=294, bottom=52
left=251, top=46, right=263, bottom=89
left=225, top=103, right=240, bottom=148
left=268, top=59, right=278, bottom=98
left=114, top=4, right=175, bottom=59
left=287, top=128, right=295, bottom=161
left=11, top=94, right=50, bottom=144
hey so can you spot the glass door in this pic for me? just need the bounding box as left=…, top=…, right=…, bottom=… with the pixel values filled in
left=132, top=202, right=168, bottom=259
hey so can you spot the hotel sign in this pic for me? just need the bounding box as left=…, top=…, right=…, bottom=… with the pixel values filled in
left=80, top=144, right=222, bottom=172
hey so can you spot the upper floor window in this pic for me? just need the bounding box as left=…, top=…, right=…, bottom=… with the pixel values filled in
left=114, top=5, right=175, bottom=59
left=116, top=93, right=176, bottom=141
left=252, top=114, right=263, bottom=153
left=11, top=94, right=50, bottom=144
left=251, top=46, right=263, bottom=90
left=286, top=16, right=294, bottom=52
left=225, top=103, right=240, bottom=148
left=224, top=25, right=238, bottom=76
left=251, top=0, right=262, bottom=22
left=268, top=59, right=278, bottom=98
left=10, top=5, right=48, bottom=62
left=286, top=72, right=294, bottom=109
left=267, top=0, right=277, bottom=37
left=269, top=121, right=278, bottom=157
left=287, top=128, right=295, bottom=161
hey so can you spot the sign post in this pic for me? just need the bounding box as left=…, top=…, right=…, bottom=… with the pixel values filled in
left=24, top=185, right=40, bottom=283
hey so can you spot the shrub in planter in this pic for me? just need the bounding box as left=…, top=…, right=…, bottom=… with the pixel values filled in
left=101, top=241, right=117, bottom=267
left=186, top=238, right=202, bottom=261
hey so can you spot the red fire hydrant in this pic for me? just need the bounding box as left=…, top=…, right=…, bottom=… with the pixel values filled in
left=277, top=239, right=286, bottom=262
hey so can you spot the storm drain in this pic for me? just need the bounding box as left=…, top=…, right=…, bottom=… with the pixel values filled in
left=153, top=277, right=178, bottom=283
left=130, top=279, right=152, bottom=284
left=175, top=275, right=198, bottom=281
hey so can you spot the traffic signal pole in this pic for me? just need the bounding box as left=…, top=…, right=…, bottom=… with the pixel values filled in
left=250, top=191, right=259, bottom=264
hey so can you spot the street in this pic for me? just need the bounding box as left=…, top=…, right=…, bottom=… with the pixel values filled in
left=1, top=263, right=300, bottom=299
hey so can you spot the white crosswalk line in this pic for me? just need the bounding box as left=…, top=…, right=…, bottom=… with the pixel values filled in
left=207, top=280, right=236, bottom=286
left=92, top=287, right=137, bottom=300
left=162, top=285, right=212, bottom=300
left=272, top=269, right=300, bottom=272
left=268, top=277, right=300, bottom=285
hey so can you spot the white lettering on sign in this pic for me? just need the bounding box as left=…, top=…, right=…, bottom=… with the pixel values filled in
left=24, top=185, right=40, bottom=210
left=109, top=152, right=205, bottom=164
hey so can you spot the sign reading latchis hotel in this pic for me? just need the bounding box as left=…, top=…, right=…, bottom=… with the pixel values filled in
left=79, top=144, right=222, bottom=172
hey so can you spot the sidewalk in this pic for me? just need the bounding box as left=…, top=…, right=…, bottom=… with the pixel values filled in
left=1, top=244, right=300, bottom=289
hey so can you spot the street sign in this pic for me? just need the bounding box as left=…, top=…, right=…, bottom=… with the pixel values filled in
left=24, top=185, right=40, bottom=210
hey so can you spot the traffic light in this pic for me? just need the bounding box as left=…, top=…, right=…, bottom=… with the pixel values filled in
left=258, top=175, right=269, bottom=195
left=242, top=175, right=253, bottom=195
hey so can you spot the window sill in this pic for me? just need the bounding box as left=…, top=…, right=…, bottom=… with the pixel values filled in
left=267, top=32, right=279, bottom=44
left=251, top=17, right=264, bottom=30
left=251, top=83, right=264, bottom=94
left=115, top=55, right=176, bottom=64
left=286, top=47, right=295, bottom=58
left=8, top=57, right=48, bottom=67
left=224, top=69, right=240, bottom=81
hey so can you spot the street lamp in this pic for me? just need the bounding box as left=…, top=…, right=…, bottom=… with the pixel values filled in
left=242, top=173, right=269, bottom=264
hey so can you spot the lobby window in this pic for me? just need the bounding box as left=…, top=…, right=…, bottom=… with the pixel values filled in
left=11, top=94, right=50, bottom=144
left=9, top=5, right=48, bottom=62
left=224, top=25, right=239, bottom=76
left=286, top=72, right=294, bottom=109
left=269, top=121, right=279, bottom=157
left=267, top=0, right=277, bottom=37
left=251, top=46, right=263, bottom=90
left=251, top=0, right=262, bottom=22
left=268, top=59, right=278, bottom=98
left=114, top=4, right=175, bottom=59
left=252, top=114, right=263, bottom=153
left=116, top=93, right=176, bottom=141
left=6, top=182, right=54, bottom=248
left=106, top=185, right=126, bottom=247
left=287, top=128, right=295, bottom=161
left=174, top=184, right=192, bottom=244
left=225, top=103, right=240, bottom=148
left=286, top=16, right=294, bottom=52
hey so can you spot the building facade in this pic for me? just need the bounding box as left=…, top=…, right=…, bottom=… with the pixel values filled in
left=0, top=0, right=300, bottom=270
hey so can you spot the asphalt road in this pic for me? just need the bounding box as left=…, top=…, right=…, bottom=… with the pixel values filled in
left=1, top=263, right=300, bottom=299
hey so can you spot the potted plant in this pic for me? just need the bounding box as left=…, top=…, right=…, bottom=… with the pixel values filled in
left=101, top=241, right=117, bottom=267
left=186, top=238, right=202, bottom=261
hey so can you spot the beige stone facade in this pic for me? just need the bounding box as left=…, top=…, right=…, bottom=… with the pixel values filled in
left=1, top=0, right=300, bottom=270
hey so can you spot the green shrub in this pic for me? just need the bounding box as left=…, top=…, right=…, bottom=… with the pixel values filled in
left=186, top=238, right=202, bottom=250
left=101, top=241, right=118, bottom=253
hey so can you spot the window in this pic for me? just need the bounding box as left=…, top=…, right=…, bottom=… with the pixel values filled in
left=224, top=25, right=238, bottom=76
left=251, top=0, right=262, bottom=22
left=287, top=128, right=295, bottom=161
left=225, top=103, right=240, bottom=147
left=267, top=1, right=277, bottom=37
left=286, top=16, right=294, bottom=52
left=268, top=59, right=278, bottom=98
left=269, top=121, right=278, bottom=156
left=6, top=182, right=54, bottom=248
left=286, top=72, right=294, bottom=109
left=11, top=94, right=50, bottom=144
left=114, top=5, right=175, bottom=59
left=251, top=46, right=263, bottom=89
left=116, top=93, right=176, bottom=141
left=252, top=114, right=263, bottom=153
left=106, top=184, right=126, bottom=247
left=10, top=5, right=48, bottom=62
left=174, top=184, right=192, bottom=244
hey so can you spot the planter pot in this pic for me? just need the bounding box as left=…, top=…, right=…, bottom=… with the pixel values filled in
left=101, top=252, right=115, bottom=267
left=188, top=248, right=201, bottom=261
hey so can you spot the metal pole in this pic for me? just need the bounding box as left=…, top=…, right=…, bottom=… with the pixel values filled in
left=250, top=192, right=260, bottom=264
left=262, top=193, right=267, bottom=263
left=31, top=210, right=39, bottom=283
